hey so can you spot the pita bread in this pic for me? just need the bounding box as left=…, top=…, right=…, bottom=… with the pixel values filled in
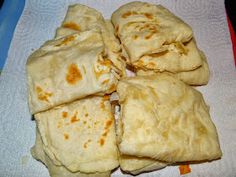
left=137, top=50, right=210, bottom=85
left=27, top=31, right=120, bottom=114
left=34, top=96, right=119, bottom=173
left=117, top=74, right=222, bottom=163
left=31, top=128, right=111, bottom=177
left=55, top=4, right=126, bottom=76
left=111, top=1, right=193, bottom=62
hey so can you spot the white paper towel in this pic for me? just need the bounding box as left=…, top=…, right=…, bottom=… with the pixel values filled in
left=0, top=0, right=236, bottom=176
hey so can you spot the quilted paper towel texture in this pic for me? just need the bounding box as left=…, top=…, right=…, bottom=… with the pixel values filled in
left=0, top=0, right=236, bottom=177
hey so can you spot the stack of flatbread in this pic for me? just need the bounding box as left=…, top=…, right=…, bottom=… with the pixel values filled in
left=26, top=2, right=222, bottom=177
left=27, top=4, right=122, bottom=177
left=112, top=1, right=209, bottom=86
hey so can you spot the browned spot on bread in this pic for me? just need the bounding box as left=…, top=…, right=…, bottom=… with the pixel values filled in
left=133, top=35, right=138, bottom=40
left=98, top=58, right=112, bottom=67
left=83, top=143, right=87, bottom=148
left=64, top=133, right=69, bottom=140
left=85, top=113, right=88, bottom=117
left=36, top=86, right=53, bottom=102
left=101, top=119, right=113, bottom=138
left=105, top=119, right=113, bottom=130
left=161, top=131, right=169, bottom=139
left=148, top=50, right=168, bottom=58
left=100, top=101, right=106, bottom=110
left=147, top=62, right=156, bottom=68
left=83, top=139, right=92, bottom=149
left=102, top=132, right=108, bottom=137
left=120, top=55, right=127, bottom=62
left=100, top=95, right=110, bottom=110
left=133, top=60, right=144, bottom=67
left=94, top=59, right=111, bottom=79
left=103, top=95, right=110, bottom=101
left=101, top=79, right=109, bottom=85
left=62, top=111, right=68, bottom=118
left=63, top=22, right=80, bottom=31
left=83, top=121, right=87, bottom=125
left=145, top=33, right=155, bottom=40
left=99, top=138, right=105, bottom=146
left=66, top=63, right=82, bottom=84
left=122, top=11, right=132, bottom=18
left=56, top=35, right=76, bottom=46
left=108, top=84, right=116, bottom=92
left=115, top=25, right=119, bottom=33
left=70, top=112, right=79, bottom=123
left=143, top=13, right=153, bottom=19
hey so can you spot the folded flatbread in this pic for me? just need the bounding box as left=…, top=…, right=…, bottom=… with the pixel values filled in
left=132, top=39, right=203, bottom=73
left=137, top=50, right=210, bottom=85
left=34, top=96, right=119, bottom=173
left=27, top=30, right=120, bottom=114
left=117, top=74, right=222, bottom=162
left=116, top=113, right=168, bottom=175
left=55, top=4, right=126, bottom=76
left=31, top=128, right=111, bottom=177
left=111, top=1, right=193, bottom=64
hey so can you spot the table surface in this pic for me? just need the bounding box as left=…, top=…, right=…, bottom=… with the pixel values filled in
left=0, top=0, right=236, bottom=177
